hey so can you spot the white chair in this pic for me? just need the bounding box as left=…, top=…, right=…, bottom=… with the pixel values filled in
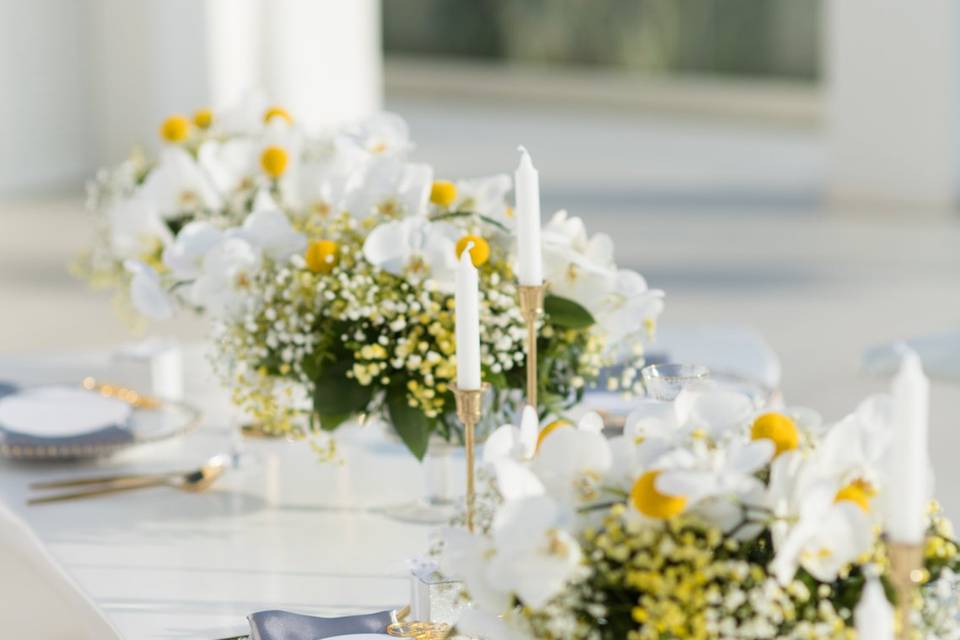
left=0, top=501, right=121, bottom=639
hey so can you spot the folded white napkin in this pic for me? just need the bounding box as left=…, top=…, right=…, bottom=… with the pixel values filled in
left=0, top=501, right=121, bottom=639
left=0, top=386, right=131, bottom=437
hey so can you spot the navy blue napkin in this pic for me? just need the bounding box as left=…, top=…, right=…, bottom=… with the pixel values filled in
left=0, top=382, right=134, bottom=450
left=248, top=609, right=394, bottom=639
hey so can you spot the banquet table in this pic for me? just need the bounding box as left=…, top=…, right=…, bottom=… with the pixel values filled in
left=0, top=350, right=439, bottom=640
left=0, top=330, right=780, bottom=639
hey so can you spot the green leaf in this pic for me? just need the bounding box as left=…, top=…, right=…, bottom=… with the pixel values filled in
left=386, top=394, right=432, bottom=460
left=315, top=412, right=352, bottom=432
left=544, top=294, right=595, bottom=329
left=312, top=361, right=373, bottom=422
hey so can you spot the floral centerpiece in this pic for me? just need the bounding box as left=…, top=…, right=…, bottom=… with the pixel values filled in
left=76, top=101, right=664, bottom=458
left=438, top=353, right=958, bottom=639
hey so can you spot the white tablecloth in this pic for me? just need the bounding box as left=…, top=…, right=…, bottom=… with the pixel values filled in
left=0, top=349, right=435, bottom=639
left=0, top=329, right=781, bottom=639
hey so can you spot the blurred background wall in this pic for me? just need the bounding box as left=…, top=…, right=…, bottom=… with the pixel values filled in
left=6, top=0, right=957, bottom=206
left=0, top=0, right=382, bottom=196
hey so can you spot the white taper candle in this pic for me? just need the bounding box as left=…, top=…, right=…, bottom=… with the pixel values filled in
left=855, top=578, right=895, bottom=640
left=515, top=146, right=543, bottom=286
left=887, top=349, right=930, bottom=543
left=455, top=246, right=482, bottom=390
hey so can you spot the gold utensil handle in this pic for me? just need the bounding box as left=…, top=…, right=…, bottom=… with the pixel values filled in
left=82, top=377, right=162, bottom=409
left=28, top=476, right=168, bottom=505
left=31, top=469, right=182, bottom=490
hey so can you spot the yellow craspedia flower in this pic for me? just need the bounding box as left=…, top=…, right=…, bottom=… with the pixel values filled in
left=159, top=115, right=190, bottom=142
left=261, top=146, right=289, bottom=178
left=631, top=470, right=686, bottom=519
left=835, top=478, right=875, bottom=512
left=750, top=412, right=799, bottom=456
left=430, top=180, right=457, bottom=207
left=536, top=419, right=570, bottom=452
left=455, top=235, right=490, bottom=267
left=193, top=107, right=213, bottom=130
left=263, top=105, right=293, bottom=125
left=305, top=239, right=338, bottom=274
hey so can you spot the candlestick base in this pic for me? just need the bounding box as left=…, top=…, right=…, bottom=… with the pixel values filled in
left=889, top=542, right=924, bottom=640
left=450, top=384, right=489, bottom=533
left=518, top=285, right=545, bottom=321
left=518, top=285, right=545, bottom=410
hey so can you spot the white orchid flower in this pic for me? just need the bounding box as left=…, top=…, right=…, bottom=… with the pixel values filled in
left=620, top=390, right=768, bottom=530
left=487, top=495, right=582, bottom=609
left=139, top=147, right=222, bottom=219
left=625, top=388, right=754, bottom=443
left=454, top=608, right=529, bottom=640
left=107, top=196, right=173, bottom=263
left=769, top=474, right=873, bottom=585
left=541, top=210, right=618, bottom=312
left=162, top=221, right=223, bottom=280
left=453, top=174, right=513, bottom=219
left=347, top=157, right=433, bottom=218
left=816, top=395, right=892, bottom=489
left=654, top=438, right=773, bottom=533
left=290, top=139, right=368, bottom=219
left=198, top=138, right=258, bottom=195
left=341, top=111, right=412, bottom=157
left=189, top=237, right=261, bottom=317
left=532, top=412, right=612, bottom=508
left=439, top=527, right=512, bottom=615
left=593, top=269, right=665, bottom=344
left=483, top=406, right=539, bottom=465
left=362, top=217, right=458, bottom=287
left=124, top=260, right=173, bottom=320
left=212, top=90, right=269, bottom=136
left=237, top=208, right=306, bottom=262
left=440, top=495, right=581, bottom=617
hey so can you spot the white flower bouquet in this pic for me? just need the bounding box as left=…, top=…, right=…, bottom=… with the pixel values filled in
left=439, top=354, right=959, bottom=639
left=76, top=100, right=664, bottom=458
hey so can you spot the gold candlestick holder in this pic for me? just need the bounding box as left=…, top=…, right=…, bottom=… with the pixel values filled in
left=889, top=542, right=923, bottom=640
left=518, top=284, right=545, bottom=410
left=451, top=383, right=489, bottom=532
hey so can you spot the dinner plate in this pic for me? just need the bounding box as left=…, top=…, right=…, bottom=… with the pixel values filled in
left=0, top=383, right=201, bottom=460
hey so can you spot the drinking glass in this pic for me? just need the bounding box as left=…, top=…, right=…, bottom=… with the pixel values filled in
left=641, top=363, right=710, bottom=401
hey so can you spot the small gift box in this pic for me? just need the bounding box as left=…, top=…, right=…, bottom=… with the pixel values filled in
left=407, top=560, right=478, bottom=638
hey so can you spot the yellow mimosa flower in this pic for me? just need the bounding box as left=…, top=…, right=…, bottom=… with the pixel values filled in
left=455, top=235, right=490, bottom=267
left=750, top=412, right=799, bottom=456
left=631, top=470, right=686, bottom=519
left=159, top=115, right=190, bottom=143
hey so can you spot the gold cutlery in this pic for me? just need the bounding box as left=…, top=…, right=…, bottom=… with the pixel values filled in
left=29, top=454, right=230, bottom=490
left=81, top=377, right=161, bottom=409
left=28, top=455, right=227, bottom=505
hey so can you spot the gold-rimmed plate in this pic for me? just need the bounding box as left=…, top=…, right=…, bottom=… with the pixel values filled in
left=0, top=385, right=201, bottom=461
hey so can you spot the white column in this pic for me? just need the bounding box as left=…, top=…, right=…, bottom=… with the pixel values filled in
left=88, top=0, right=210, bottom=164
left=205, top=0, right=264, bottom=109
left=91, top=0, right=383, bottom=164
left=825, top=0, right=960, bottom=207
left=0, top=0, right=93, bottom=194
left=261, top=0, right=382, bottom=130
